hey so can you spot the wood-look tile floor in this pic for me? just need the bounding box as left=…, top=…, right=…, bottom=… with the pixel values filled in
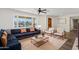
left=59, top=31, right=78, bottom=50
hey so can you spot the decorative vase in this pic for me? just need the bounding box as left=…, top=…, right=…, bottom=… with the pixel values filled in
left=42, top=32, right=45, bottom=37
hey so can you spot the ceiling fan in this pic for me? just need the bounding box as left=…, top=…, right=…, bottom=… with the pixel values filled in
left=38, top=8, right=47, bottom=14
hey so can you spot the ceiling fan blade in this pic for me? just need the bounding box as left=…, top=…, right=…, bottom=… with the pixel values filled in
left=37, top=8, right=47, bottom=15
left=41, top=9, right=46, bottom=11
left=41, top=11, right=47, bottom=13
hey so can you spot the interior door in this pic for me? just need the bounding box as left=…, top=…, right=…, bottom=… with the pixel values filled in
left=48, top=18, right=52, bottom=29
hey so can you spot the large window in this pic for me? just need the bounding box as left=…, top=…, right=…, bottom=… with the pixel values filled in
left=14, top=16, right=33, bottom=28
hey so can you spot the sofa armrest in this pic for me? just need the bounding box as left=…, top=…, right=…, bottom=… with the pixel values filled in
left=35, top=28, right=41, bottom=32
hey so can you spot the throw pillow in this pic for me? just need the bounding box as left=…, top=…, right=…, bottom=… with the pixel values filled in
left=1, top=31, right=7, bottom=47
left=20, top=29, right=26, bottom=33
left=30, top=27, right=35, bottom=32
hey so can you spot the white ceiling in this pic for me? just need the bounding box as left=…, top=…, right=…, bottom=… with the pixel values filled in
left=12, top=8, right=79, bottom=16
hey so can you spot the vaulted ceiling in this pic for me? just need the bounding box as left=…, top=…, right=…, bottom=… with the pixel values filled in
left=12, top=8, right=79, bottom=16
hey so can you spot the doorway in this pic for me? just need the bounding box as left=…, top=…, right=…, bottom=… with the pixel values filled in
left=70, top=17, right=79, bottom=49
left=48, top=18, right=52, bottom=29
left=73, top=19, right=79, bottom=31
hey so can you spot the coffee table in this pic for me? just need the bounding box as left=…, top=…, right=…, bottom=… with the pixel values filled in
left=31, top=35, right=49, bottom=47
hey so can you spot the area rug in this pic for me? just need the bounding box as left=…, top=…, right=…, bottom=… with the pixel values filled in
left=19, top=36, right=68, bottom=50
left=32, top=40, right=48, bottom=47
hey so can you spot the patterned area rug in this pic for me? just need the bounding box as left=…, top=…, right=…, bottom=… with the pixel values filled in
left=33, top=40, right=48, bottom=47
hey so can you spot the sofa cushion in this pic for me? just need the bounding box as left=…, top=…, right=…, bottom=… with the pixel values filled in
left=30, top=27, right=35, bottom=32
left=14, top=32, right=32, bottom=37
left=1, top=31, right=7, bottom=47
left=14, top=33, right=25, bottom=37
left=20, top=28, right=26, bottom=33
left=11, top=29, right=20, bottom=34
left=7, top=35, right=21, bottom=50
left=14, top=32, right=36, bottom=38
left=23, top=31, right=39, bottom=36
left=26, top=28, right=30, bottom=32
left=7, top=35, right=18, bottom=46
left=32, top=31, right=39, bottom=34
left=23, top=32, right=34, bottom=35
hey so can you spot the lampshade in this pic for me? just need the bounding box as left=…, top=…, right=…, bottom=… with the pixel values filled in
left=36, top=25, right=41, bottom=29
left=37, top=25, right=41, bottom=28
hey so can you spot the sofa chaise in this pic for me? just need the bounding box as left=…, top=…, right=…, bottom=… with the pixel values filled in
left=0, top=31, right=21, bottom=50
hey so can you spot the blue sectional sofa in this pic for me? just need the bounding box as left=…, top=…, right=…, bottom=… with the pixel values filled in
left=0, top=31, right=21, bottom=50
left=11, top=28, right=41, bottom=40
left=0, top=28, right=40, bottom=50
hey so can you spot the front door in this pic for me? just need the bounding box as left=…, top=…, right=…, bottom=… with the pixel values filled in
left=48, top=18, right=52, bottom=29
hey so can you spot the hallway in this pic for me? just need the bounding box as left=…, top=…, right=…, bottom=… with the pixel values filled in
left=59, top=31, right=78, bottom=50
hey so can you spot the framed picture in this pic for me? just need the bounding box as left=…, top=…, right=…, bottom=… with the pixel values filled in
left=14, top=16, right=32, bottom=28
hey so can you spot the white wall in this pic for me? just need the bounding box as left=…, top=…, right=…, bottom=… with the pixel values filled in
left=46, top=16, right=70, bottom=32
left=58, top=16, right=70, bottom=32
left=39, top=15, right=47, bottom=30
left=0, top=8, right=77, bottom=32
left=52, top=16, right=59, bottom=29
left=0, top=8, right=37, bottom=29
